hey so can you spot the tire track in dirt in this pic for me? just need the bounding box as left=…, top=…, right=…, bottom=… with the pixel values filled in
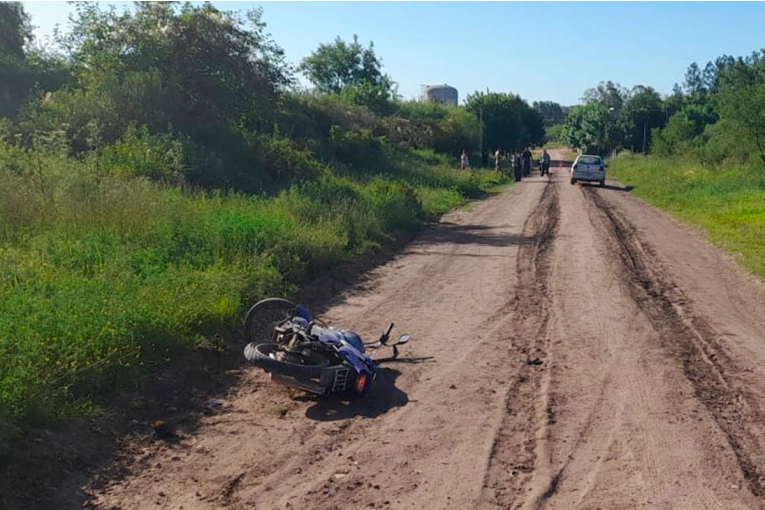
left=517, top=177, right=755, bottom=510
left=585, top=186, right=765, bottom=500
left=479, top=176, right=560, bottom=509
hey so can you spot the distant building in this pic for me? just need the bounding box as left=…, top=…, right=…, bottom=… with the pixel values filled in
left=421, top=84, right=458, bottom=106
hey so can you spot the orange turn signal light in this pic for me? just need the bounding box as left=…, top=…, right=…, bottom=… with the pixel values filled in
left=355, top=373, right=368, bottom=394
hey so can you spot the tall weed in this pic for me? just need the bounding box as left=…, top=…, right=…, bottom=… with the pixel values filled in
left=609, top=154, right=765, bottom=277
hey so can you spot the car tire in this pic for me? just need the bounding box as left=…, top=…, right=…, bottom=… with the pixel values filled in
left=599, top=180, right=605, bottom=187
left=570, top=178, right=576, bottom=185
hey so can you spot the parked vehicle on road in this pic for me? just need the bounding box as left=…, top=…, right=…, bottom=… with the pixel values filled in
left=571, top=154, right=607, bottom=186
left=243, top=298, right=410, bottom=396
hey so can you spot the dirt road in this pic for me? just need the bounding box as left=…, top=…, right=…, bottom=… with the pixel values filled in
left=87, top=149, right=765, bottom=509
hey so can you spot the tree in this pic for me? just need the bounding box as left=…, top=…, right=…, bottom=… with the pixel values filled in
left=387, top=101, right=479, bottom=155
left=664, top=83, right=685, bottom=118
left=48, top=2, right=291, bottom=136
left=0, top=2, right=70, bottom=119
left=703, top=55, right=735, bottom=94
left=683, top=62, right=705, bottom=96
left=339, top=78, right=397, bottom=116
left=717, top=56, right=765, bottom=165
left=21, top=1, right=296, bottom=190
left=563, top=81, right=632, bottom=156
left=532, top=101, right=565, bottom=126
left=464, top=91, right=544, bottom=153
left=0, top=1, right=30, bottom=118
left=299, top=35, right=392, bottom=95
left=650, top=112, right=697, bottom=156
left=624, top=85, right=666, bottom=153
left=581, top=81, right=629, bottom=111
left=562, top=102, right=629, bottom=156
left=0, top=2, right=31, bottom=59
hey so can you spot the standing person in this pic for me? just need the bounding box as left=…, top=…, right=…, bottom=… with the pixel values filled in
left=494, top=148, right=502, bottom=175
left=541, top=149, right=551, bottom=176
left=522, top=147, right=532, bottom=177
left=460, top=150, right=469, bottom=170
left=512, top=150, right=522, bottom=182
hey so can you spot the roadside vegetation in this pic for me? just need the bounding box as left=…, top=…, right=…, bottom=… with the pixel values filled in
left=0, top=2, right=548, bottom=445
left=560, top=45, right=765, bottom=283
left=561, top=49, right=765, bottom=166
left=608, top=154, right=765, bottom=280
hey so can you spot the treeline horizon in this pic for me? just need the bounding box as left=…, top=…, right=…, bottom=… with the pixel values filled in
left=561, top=51, right=765, bottom=168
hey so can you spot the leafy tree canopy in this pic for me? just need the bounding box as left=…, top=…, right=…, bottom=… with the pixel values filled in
left=299, top=34, right=392, bottom=95
left=465, top=91, right=544, bottom=151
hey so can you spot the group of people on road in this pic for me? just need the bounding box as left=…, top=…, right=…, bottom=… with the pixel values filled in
left=460, top=148, right=551, bottom=182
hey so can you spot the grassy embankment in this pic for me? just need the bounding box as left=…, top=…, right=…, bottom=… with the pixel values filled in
left=608, top=153, right=765, bottom=279
left=0, top=142, right=508, bottom=442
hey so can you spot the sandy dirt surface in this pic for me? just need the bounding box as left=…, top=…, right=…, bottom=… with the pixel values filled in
left=28, top=149, right=765, bottom=509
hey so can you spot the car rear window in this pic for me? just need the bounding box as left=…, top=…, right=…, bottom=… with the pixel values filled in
left=578, top=156, right=602, bottom=165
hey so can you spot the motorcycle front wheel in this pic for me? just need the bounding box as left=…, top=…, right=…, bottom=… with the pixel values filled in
left=244, top=298, right=297, bottom=344
left=244, top=343, right=331, bottom=380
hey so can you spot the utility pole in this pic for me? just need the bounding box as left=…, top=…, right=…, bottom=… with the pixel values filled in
left=478, top=105, right=483, bottom=164
left=642, top=119, right=647, bottom=155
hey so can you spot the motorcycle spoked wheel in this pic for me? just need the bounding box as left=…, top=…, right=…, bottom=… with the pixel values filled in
left=244, top=343, right=332, bottom=380
left=243, top=298, right=297, bottom=344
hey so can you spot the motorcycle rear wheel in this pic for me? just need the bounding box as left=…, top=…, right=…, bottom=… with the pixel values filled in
left=244, top=343, right=331, bottom=380
left=244, top=298, right=297, bottom=344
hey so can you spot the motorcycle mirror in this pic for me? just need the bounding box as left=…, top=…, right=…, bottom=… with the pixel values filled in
left=396, top=334, right=410, bottom=345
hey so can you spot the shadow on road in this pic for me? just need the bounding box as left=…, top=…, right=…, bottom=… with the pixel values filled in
left=416, top=222, right=534, bottom=248
left=302, top=355, right=435, bottom=422
left=580, top=182, right=634, bottom=192
left=303, top=367, right=408, bottom=421
left=1, top=341, right=249, bottom=510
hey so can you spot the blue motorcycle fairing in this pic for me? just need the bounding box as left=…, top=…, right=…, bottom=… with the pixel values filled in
left=317, top=328, right=377, bottom=394
left=295, top=304, right=313, bottom=323
left=338, top=345, right=376, bottom=395
left=317, top=328, right=365, bottom=353
left=338, top=345, right=376, bottom=376
left=340, top=330, right=364, bottom=353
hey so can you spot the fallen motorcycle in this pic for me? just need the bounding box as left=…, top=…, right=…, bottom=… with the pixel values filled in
left=243, top=298, right=410, bottom=396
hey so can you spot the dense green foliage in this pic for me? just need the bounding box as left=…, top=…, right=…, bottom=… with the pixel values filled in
left=532, top=101, right=569, bottom=127
left=562, top=50, right=765, bottom=167
left=465, top=91, right=545, bottom=152
left=0, top=1, right=537, bottom=443
left=299, top=35, right=393, bottom=93
left=608, top=153, right=765, bottom=278
left=561, top=81, right=666, bottom=156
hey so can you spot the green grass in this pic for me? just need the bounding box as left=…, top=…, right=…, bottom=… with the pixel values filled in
left=608, top=154, right=765, bottom=278
left=0, top=142, right=508, bottom=441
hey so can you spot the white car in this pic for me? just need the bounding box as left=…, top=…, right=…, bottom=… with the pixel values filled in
left=570, top=154, right=607, bottom=186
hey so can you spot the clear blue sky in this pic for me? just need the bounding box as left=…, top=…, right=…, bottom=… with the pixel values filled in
left=21, top=1, right=765, bottom=106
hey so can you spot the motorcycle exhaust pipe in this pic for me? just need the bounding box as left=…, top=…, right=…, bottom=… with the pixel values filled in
left=270, top=373, right=327, bottom=395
